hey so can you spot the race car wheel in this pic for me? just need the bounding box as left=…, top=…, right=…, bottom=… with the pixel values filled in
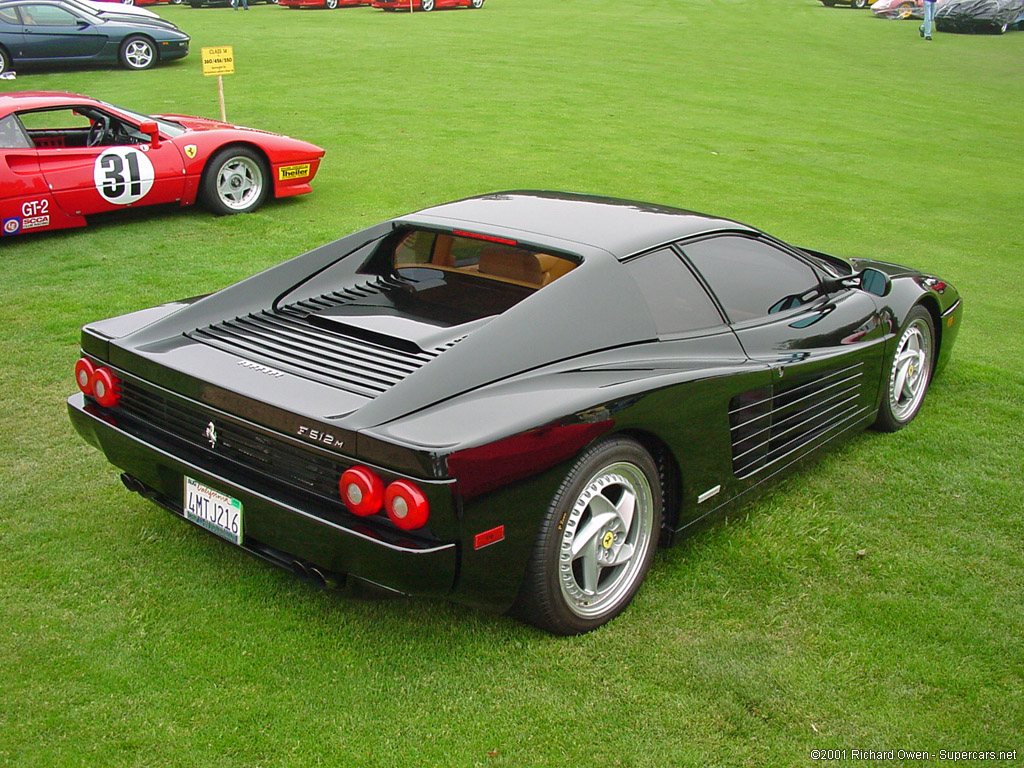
left=897, top=2, right=914, bottom=18
left=326, top=0, right=338, bottom=7
left=201, top=147, right=270, bottom=215
left=0, top=47, right=9, bottom=75
left=853, top=0, right=868, bottom=7
left=421, top=0, right=434, bottom=9
left=512, top=436, right=662, bottom=635
left=121, top=0, right=134, bottom=5
left=874, top=305, right=934, bottom=432
left=470, top=0, right=483, bottom=7
left=119, top=36, right=156, bottom=70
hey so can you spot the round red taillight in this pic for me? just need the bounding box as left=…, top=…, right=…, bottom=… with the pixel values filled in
left=91, top=367, right=121, bottom=408
left=384, top=480, right=429, bottom=531
left=339, top=466, right=384, bottom=517
left=75, top=358, right=96, bottom=395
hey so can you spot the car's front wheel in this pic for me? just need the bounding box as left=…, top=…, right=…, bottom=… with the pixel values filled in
left=326, top=0, right=338, bottom=7
left=512, top=437, right=662, bottom=635
left=201, top=147, right=270, bottom=215
left=470, top=0, right=483, bottom=7
left=119, top=36, right=156, bottom=70
left=874, top=305, right=935, bottom=432
left=421, top=0, right=434, bottom=9
left=853, top=0, right=868, bottom=7
left=0, top=46, right=10, bottom=75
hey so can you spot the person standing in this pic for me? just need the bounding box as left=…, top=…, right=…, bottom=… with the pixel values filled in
left=233, top=0, right=248, bottom=10
left=920, top=0, right=936, bottom=39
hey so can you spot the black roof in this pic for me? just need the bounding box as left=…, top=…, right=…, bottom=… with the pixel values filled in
left=403, top=190, right=756, bottom=259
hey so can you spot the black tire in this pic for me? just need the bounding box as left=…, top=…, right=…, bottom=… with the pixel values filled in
left=874, top=305, right=935, bottom=432
left=511, top=436, right=662, bottom=635
left=119, top=35, right=156, bottom=70
left=200, top=146, right=270, bottom=215
left=326, top=0, right=338, bottom=7
left=0, top=46, right=9, bottom=75
left=853, top=0, right=868, bottom=8
left=421, top=0, right=434, bottom=9
left=470, top=0, right=483, bottom=7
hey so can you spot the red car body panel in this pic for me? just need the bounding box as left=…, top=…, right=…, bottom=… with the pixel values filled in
left=279, top=0, right=367, bottom=7
left=372, top=0, right=480, bottom=9
left=1, top=92, right=323, bottom=238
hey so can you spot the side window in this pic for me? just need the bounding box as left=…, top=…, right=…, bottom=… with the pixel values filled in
left=0, top=115, right=32, bottom=149
left=0, top=6, right=18, bottom=22
left=20, top=4, right=78, bottom=25
left=625, top=248, right=723, bottom=334
left=680, top=236, right=821, bottom=323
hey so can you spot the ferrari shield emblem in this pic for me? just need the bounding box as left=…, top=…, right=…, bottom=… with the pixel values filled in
left=184, top=145, right=198, bottom=159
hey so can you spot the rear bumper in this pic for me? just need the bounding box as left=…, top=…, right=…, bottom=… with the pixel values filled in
left=68, top=392, right=458, bottom=597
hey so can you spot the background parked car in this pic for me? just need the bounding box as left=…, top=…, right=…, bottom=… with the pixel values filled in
left=372, top=0, right=483, bottom=11
left=936, top=0, right=1024, bottom=32
left=871, top=0, right=925, bottom=18
left=820, top=0, right=871, bottom=8
left=0, top=0, right=188, bottom=73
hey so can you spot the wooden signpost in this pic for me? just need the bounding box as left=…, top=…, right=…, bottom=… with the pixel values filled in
left=201, top=46, right=235, bottom=123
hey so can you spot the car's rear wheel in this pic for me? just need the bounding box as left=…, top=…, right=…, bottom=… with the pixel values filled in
left=853, top=0, right=868, bottom=7
left=119, top=36, right=156, bottom=70
left=326, top=0, right=338, bottom=7
left=512, top=437, right=662, bottom=635
left=874, top=305, right=934, bottom=432
left=897, top=2, right=914, bottom=18
left=470, top=0, right=483, bottom=7
left=201, top=147, right=270, bottom=215
left=0, top=46, right=9, bottom=75
left=421, top=0, right=434, bottom=9
left=121, top=0, right=134, bottom=5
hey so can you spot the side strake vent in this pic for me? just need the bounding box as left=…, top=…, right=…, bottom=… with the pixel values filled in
left=730, top=363, right=868, bottom=480
left=186, top=279, right=456, bottom=398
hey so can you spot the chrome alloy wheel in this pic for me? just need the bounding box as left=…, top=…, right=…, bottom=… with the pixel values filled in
left=216, top=156, right=264, bottom=211
left=888, top=317, right=932, bottom=422
left=556, top=462, right=655, bottom=619
left=123, top=39, right=154, bottom=69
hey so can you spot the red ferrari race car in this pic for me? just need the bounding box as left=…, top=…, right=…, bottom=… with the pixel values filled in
left=372, top=0, right=482, bottom=11
left=0, top=91, right=324, bottom=238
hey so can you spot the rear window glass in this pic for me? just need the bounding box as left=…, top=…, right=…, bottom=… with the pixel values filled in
left=393, top=230, right=577, bottom=288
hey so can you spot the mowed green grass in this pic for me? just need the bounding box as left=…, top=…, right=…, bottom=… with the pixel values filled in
left=2, top=1, right=1023, bottom=765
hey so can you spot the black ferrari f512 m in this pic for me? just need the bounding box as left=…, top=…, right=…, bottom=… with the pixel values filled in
left=68, top=192, right=962, bottom=634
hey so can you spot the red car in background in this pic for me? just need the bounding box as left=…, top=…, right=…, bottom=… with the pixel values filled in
left=373, top=0, right=482, bottom=11
left=279, top=0, right=365, bottom=9
left=0, top=92, right=324, bottom=238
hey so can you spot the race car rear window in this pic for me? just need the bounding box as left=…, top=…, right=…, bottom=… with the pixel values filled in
left=393, top=230, right=577, bottom=289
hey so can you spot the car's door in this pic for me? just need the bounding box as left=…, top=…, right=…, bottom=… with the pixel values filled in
left=677, top=234, right=887, bottom=482
left=0, top=6, right=26, bottom=55
left=17, top=2, right=106, bottom=59
left=26, top=106, right=186, bottom=218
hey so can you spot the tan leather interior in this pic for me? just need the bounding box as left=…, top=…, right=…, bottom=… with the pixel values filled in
left=478, top=247, right=574, bottom=287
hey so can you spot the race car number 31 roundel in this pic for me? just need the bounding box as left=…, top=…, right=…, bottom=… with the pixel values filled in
left=93, top=148, right=155, bottom=206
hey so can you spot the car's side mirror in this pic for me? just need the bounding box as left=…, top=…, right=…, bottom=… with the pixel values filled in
left=859, top=267, right=891, bottom=297
left=139, top=120, right=160, bottom=147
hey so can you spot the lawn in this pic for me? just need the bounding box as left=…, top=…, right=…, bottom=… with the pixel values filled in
left=2, top=0, right=1022, bottom=766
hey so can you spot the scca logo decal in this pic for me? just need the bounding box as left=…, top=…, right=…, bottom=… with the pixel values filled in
left=2, top=218, right=20, bottom=235
left=93, top=148, right=155, bottom=205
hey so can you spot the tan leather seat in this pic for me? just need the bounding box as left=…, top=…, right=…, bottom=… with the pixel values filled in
left=478, top=247, right=574, bottom=287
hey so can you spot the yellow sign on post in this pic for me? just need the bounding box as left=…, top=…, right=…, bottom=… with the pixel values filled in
left=201, top=46, right=235, bottom=123
left=201, top=46, right=235, bottom=76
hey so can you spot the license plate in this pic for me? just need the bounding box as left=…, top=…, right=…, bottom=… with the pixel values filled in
left=183, top=476, right=243, bottom=546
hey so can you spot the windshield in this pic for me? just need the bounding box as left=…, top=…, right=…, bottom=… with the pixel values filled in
left=98, top=101, right=186, bottom=138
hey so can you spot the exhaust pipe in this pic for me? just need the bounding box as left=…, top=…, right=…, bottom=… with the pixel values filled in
left=308, top=566, right=340, bottom=590
left=120, top=472, right=147, bottom=495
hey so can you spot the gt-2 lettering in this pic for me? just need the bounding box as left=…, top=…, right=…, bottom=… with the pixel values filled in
left=22, top=200, right=48, bottom=217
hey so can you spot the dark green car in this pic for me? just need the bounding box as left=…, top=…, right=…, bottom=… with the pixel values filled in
left=0, top=0, right=189, bottom=73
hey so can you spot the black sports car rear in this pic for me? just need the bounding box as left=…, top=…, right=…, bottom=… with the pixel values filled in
left=68, top=191, right=963, bottom=634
